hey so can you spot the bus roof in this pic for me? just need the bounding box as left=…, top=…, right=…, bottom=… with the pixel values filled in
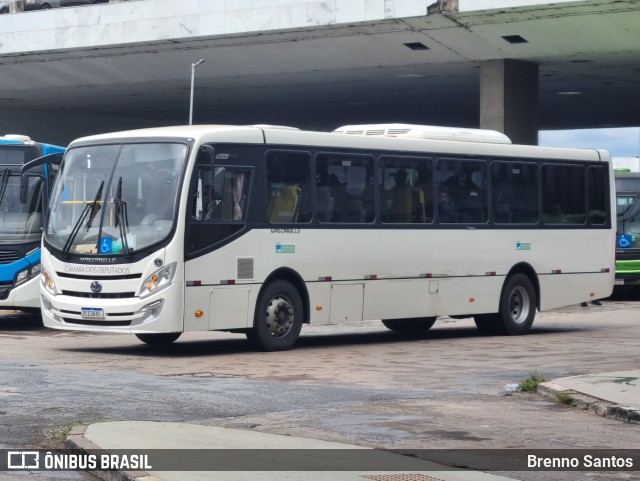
left=68, top=124, right=607, bottom=162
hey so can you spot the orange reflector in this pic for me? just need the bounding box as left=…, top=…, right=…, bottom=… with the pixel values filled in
left=469, top=297, right=475, bottom=303
left=195, top=310, right=204, bottom=317
left=315, top=305, right=323, bottom=311
left=590, top=292, right=595, bottom=297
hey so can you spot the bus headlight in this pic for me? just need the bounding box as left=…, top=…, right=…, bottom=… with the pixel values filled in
left=30, top=263, right=42, bottom=277
left=15, top=268, right=29, bottom=286
left=138, top=263, right=176, bottom=299
left=41, top=269, right=58, bottom=296
left=14, top=263, right=42, bottom=286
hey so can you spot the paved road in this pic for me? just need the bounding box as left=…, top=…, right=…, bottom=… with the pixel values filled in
left=0, top=296, right=639, bottom=481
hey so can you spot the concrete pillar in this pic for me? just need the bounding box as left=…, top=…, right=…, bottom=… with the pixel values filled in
left=480, top=59, right=539, bottom=145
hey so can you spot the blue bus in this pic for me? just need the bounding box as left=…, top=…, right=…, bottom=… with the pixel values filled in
left=0, top=135, right=65, bottom=313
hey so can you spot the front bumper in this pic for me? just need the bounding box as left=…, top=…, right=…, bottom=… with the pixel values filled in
left=41, top=281, right=184, bottom=334
left=0, top=276, right=41, bottom=310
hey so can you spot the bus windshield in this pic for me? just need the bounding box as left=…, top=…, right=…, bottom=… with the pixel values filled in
left=45, top=142, right=188, bottom=256
left=0, top=173, right=44, bottom=244
left=617, top=193, right=640, bottom=249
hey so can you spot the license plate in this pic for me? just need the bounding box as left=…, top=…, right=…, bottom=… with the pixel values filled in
left=81, top=308, right=105, bottom=320
left=614, top=279, right=624, bottom=286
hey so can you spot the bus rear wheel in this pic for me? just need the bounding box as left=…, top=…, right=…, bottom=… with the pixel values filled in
left=382, top=317, right=437, bottom=332
left=247, top=280, right=303, bottom=351
left=135, top=332, right=181, bottom=345
left=474, top=273, right=536, bottom=335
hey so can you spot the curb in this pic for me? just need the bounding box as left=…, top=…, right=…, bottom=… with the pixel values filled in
left=64, top=424, right=159, bottom=481
left=538, top=382, right=640, bottom=424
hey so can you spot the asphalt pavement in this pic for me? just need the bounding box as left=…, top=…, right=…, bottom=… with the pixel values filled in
left=64, top=370, right=640, bottom=481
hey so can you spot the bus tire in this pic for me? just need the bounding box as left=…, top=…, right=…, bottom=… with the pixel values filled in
left=382, top=317, right=436, bottom=332
left=247, top=280, right=303, bottom=351
left=135, top=332, right=181, bottom=345
left=494, top=273, right=537, bottom=335
left=473, top=314, right=500, bottom=334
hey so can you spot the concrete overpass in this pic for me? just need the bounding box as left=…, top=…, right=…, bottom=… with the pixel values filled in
left=0, top=0, right=638, bottom=146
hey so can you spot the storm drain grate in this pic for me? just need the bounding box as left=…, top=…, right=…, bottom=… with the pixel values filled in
left=362, top=475, right=445, bottom=481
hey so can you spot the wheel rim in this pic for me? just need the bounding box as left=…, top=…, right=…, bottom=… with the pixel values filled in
left=264, top=294, right=295, bottom=338
left=509, top=286, right=530, bottom=324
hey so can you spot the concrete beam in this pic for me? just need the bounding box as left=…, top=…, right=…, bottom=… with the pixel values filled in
left=480, top=59, right=539, bottom=145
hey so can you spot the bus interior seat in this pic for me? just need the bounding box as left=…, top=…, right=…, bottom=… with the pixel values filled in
left=269, top=185, right=301, bottom=222
left=139, top=214, right=159, bottom=227
left=412, top=188, right=426, bottom=223
left=588, top=210, right=606, bottom=224
left=316, top=186, right=335, bottom=222
left=390, top=181, right=412, bottom=223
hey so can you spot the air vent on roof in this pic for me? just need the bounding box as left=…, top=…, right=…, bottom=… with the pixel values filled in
left=1, top=134, right=31, bottom=142
left=251, top=124, right=300, bottom=131
left=333, top=123, right=511, bottom=144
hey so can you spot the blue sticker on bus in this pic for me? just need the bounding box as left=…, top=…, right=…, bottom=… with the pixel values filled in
left=617, top=234, right=634, bottom=248
left=99, top=237, right=113, bottom=253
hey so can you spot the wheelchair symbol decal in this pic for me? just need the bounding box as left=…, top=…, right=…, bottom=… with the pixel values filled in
left=99, top=237, right=113, bottom=253
left=617, top=234, right=634, bottom=248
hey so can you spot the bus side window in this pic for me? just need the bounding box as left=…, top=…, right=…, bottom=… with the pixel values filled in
left=542, top=164, right=586, bottom=224
left=379, top=156, right=432, bottom=224
left=438, top=159, right=487, bottom=224
left=316, top=153, right=374, bottom=223
left=266, top=150, right=312, bottom=224
left=587, top=166, right=607, bottom=225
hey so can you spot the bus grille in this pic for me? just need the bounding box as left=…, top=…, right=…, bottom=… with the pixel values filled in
left=57, top=272, right=142, bottom=280
left=0, top=251, right=21, bottom=264
left=237, top=257, right=254, bottom=280
left=61, top=290, right=136, bottom=299
left=62, top=318, right=132, bottom=327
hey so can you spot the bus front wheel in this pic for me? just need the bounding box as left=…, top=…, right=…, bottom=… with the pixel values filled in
left=247, top=280, right=303, bottom=351
left=135, top=332, right=181, bottom=345
left=474, top=273, right=536, bottom=335
left=382, top=317, right=436, bottom=332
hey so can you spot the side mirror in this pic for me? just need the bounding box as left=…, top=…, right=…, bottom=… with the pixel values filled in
left=20, top=173, right=29, bottom=203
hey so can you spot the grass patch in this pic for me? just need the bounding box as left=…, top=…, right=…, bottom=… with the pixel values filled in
left=52, top=420, right=78, bottom=441
left=555, top=392, right=576, bottom=406
left=519, top=370, right=545, bottom=392
left=51, top=418, right=98, bottom=442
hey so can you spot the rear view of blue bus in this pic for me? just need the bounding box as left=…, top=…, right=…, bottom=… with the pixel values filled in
left=0, top=135, right=65, bottom=313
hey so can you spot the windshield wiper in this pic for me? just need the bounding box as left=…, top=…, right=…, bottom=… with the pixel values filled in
left=114, top=177, right=132, bottom=257
left=0, top=169, right=11, bottom=206
left=61, top=181, right=104, bottom=259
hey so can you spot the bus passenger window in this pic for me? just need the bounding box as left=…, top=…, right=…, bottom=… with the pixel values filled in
left=587, top=166, right=607, bottom=225
left=542, top=164, right=585, bottom=224
left=491, top=161, right=538, bottom=224
left=317, top=153, right=374, bottom=223
left=437, top=159, right=487, bottom=224
left=266, top=151, right=312, bottom=223
left=379, top=156, right=432, bottom=224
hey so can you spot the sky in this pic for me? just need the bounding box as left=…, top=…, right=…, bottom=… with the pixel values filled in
left=539, top=127, right=640, bottom=170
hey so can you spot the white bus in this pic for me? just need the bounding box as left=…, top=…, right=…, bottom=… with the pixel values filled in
left=40, top=124, right=615, bottom=350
